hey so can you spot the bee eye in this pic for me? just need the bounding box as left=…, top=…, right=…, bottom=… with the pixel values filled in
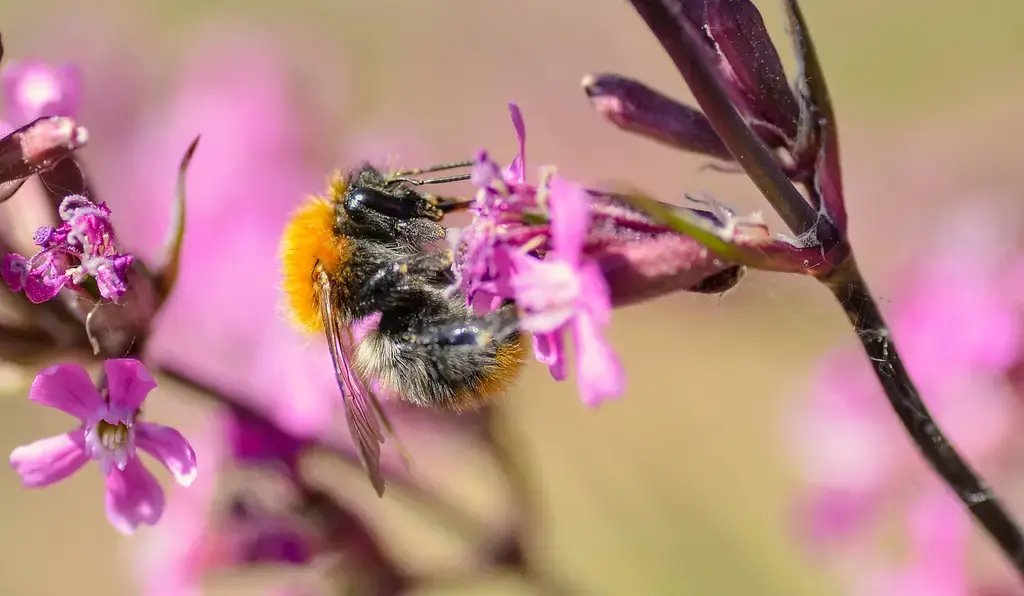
left=345, top=187, right=419, bottom=220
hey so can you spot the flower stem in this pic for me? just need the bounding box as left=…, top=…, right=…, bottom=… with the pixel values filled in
left=822, top=256, right=1024, bottom=580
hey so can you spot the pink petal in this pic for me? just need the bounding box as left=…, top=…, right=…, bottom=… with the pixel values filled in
left=29, top=363, right=103, bottom=419
left=907, top=491, right=967, bottom=572
left=503, top=102, right=527, bottom=184
left=103, top=358, right=158, bottom=415
left=533, top=331, right=567, bottom=381
left=106, top=458, right=166, bottom=534
left=579, top=261, right=612, bottom=326
left=137, top=422, right=198, bottom=487
left=548, top=178, right=589, bottom=265
left=796, top=487, right=878, bottom=543
left=9, top=428, right=88, bottom=487
left=572, top=311, right=624, bottom=406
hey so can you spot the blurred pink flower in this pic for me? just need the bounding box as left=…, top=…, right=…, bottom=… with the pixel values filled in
left=0, top=60, right=81, bottom=125
left=134, top=418, right=222, bottom=596
left=95, top=31, right=322, bottom=397
left=854, top=492, right=969, bottom=596
left=10, top=359, right=197, bottom=534
left=789, top=203, right=1024, bottom=594
left=789, top=204, right=1024, bottom=545
left=134, top=414, right=320, bottom=595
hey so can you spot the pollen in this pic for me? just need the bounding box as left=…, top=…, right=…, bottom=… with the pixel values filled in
left=279, top=194, right=352, bottom=334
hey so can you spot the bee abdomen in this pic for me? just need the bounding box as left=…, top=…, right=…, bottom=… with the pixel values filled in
left=354, top=321, right=524, bottom=411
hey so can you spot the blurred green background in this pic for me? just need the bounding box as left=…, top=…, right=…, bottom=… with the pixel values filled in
left=1, top=0, right=1024, bottom=594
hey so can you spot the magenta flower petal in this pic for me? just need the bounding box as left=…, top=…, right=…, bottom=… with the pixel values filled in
left=579, top=261, right=612, bottom=326
left=548, top=179, right=589, bottom=265
left=9, top=428, right=88, bottom=487
left=572, top=310, right=625, bottom=406
left=29, top=363, right=103, bottom=419
left=136, top=422, right=198, bottom=487
left=22, top=258, right=69, bottom=303
left=533, top=331, right=567, bottom=381
left=511, top=254, right=582, bottom=333
left=504, top=103, right=527, bottom=184
left=1, top=253, right=27, bottom=291
left=102, top=358, right=158, bottom=416
left=105, top=458, right=166, bottom=534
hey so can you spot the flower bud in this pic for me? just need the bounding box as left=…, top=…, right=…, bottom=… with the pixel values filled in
left=0, top=116, right=88, bottom=198
left=582, top=73, right=732, bottom=160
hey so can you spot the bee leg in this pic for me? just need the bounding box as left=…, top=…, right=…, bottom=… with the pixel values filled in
left=355, top=251, right=455, bottom=313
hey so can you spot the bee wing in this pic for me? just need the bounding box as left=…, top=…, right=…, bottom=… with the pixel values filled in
left=318, top=276, right=389, bottom=496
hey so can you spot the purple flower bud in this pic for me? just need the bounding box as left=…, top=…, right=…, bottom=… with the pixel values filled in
left=704, top=0, right=799, bottom=140
left=582, top=73, right=732, bottom=160
left=0, top=116, right=88, bottom=195
left=1, top=60, right=81, bottom=126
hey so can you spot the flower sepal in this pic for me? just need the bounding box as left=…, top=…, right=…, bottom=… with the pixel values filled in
left=0, top=116, right=88, bottom=203
left=616, top=189, right=844, bottom=276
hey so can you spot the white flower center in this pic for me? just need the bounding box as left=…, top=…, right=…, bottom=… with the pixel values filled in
left=518, top=261, right=581, bottom=333
left=18, top=72, right=60, bottom=110
left=86, top=419, right=135, bottom=474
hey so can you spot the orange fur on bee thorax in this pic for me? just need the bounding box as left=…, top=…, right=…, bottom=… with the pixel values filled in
left=279, top=195, right=352, bottom=334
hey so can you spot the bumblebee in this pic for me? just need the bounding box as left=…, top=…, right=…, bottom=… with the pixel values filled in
left=279, top=162, right=525, bottom=495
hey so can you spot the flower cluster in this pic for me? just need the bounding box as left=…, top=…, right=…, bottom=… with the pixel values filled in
left=455, top=108, right=624, bottom=405
left=453, top=105, right=756, bottom=406
left=0, top=41, right=198, bottom=537
left=2, top=194, right=134, bottom=303
left=10, top=359, right=197, bottom=534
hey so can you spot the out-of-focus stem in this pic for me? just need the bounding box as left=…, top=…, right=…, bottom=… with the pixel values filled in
left=822, top=256, right=1024, bottom=581
left=157, top=363, right=486, bottom=542
left=483, top=406, right=579, bottom=596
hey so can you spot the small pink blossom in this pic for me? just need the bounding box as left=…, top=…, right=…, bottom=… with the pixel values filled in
left=9, top=359, right=197, bottom=534
left=457, top=103, right=625, bottom=406
left=509, top=175, right=625, bottom=406
left=2, top=194, right=134, bottom=303
left=0, top=60, right=81, bottom=126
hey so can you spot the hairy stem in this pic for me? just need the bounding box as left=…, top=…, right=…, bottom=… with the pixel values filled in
left=823, top=256, right=1024, bottom=579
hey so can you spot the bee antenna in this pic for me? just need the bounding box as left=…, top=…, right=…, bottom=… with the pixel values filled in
left=389, top=173, right=471, bottom=186
left=391, top=160, right=473, bottom=177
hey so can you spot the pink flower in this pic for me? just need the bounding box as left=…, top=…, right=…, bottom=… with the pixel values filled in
left=457, top=104, right=625, bottom=406
left=789, top=205, right=1024, bottom=545
left=0, top=60, right=81, bottom=126
left=510, top=174, right=625, bottom=406
left=9, top=359, right=197, bottom=534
